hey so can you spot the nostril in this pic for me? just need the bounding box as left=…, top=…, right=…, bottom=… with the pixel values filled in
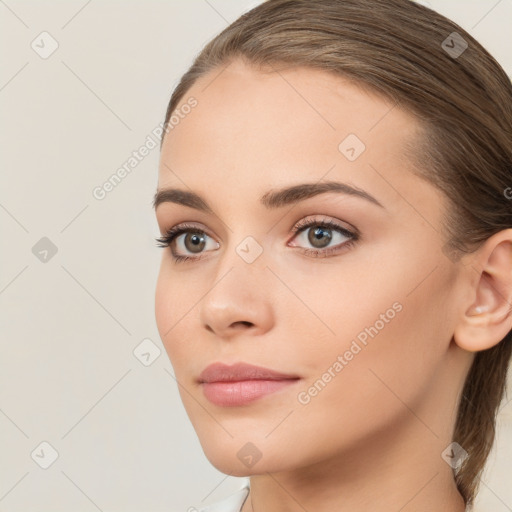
left=234, top=321, right=253, bottom=328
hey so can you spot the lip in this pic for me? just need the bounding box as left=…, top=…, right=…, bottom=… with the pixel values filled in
left=198, top=362, right=300, bottom=383
left=198, top=362, right=301, bottom=407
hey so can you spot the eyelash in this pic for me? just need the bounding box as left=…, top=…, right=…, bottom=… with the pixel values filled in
left=155, top=217, right=358, bottom=263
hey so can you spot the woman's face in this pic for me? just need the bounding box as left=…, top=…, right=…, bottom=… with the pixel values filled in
left=154, top=59, right=472, bottom=476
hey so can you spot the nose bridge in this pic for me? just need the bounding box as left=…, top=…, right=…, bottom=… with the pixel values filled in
left=199, top=234, right=273, bottom=336
left=208, top=234, right=268, bottom=307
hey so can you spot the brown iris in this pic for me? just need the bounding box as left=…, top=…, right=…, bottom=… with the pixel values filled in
left=182, top=232, right=207, bottom=253
left=308, top=226, right=332, bottom=248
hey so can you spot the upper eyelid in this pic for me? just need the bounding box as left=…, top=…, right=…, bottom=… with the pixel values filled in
left=293, top=215, right=357, bottom=232
left=157, top=202, right=360, bottom=232
left=164, top=221, right=212, bottom=236
left=167, top=216, right=352, bottom=234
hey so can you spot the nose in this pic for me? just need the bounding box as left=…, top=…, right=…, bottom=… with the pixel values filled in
left=199, top=262, right=275, bottom=339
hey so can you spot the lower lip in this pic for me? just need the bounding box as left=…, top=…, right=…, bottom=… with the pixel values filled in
left=201, top=379, right=299, bottom=407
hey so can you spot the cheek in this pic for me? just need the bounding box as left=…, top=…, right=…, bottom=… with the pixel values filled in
left=154, top=265, right=193, bottom=367
left=278, top=252, right=405, bottom=368
left=290, top=251, right=451, bottom=414
left=296, top=235, right=447, bottom=358
left=154, top=265, right=172, bottom=343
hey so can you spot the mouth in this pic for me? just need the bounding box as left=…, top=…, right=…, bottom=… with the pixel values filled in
left=198, top=362, right=301, bottom=407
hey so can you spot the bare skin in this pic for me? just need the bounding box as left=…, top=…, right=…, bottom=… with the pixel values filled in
left=154, top=59, right=512, bottom=512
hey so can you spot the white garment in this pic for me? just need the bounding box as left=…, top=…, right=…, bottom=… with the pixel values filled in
left=196, top=481, right=250, bottom=512
left=192, top=481, right=469, bottom=511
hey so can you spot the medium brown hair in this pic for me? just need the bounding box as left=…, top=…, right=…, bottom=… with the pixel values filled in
left=161, top=0, right=512, bottom=506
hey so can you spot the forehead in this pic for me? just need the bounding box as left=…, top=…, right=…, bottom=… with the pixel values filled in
left=157, top=60, right=429, bottom=214
left=165, top=60, right=414, bottom=144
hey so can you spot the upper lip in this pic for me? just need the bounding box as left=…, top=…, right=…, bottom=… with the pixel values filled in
left=198, top=362, right=300, bottom=383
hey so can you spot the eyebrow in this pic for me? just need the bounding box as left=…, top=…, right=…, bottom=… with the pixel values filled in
left=152, top=180, right=384, bottom=212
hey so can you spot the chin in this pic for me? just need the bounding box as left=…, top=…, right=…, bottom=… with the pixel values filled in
left=198, top=436, right=292, bottom=476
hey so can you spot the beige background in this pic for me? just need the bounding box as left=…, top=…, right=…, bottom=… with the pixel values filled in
left=0, top=0, right=511, bottom=510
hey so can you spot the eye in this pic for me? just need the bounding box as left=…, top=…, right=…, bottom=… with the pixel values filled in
left=288, top=216, right=358, bottom=258
left=155, top=216, right=359, bottom=263
left=155, top=222, right=219, bottom=263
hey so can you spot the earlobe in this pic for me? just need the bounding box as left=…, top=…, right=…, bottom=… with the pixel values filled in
left=453, top=229, right=512, bottom=353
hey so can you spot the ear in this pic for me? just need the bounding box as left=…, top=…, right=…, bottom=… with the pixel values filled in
left=453, top=228, right=512, bottom=352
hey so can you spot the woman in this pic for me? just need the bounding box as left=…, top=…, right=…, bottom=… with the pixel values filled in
left=153, top=0, right=512, bottom=510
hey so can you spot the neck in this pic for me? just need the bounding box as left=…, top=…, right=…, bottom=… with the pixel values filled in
left=242, top=415, right=467, bottom=512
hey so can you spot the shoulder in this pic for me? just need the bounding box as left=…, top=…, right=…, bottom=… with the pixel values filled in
left=195, top=481, right=250, bottom=512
